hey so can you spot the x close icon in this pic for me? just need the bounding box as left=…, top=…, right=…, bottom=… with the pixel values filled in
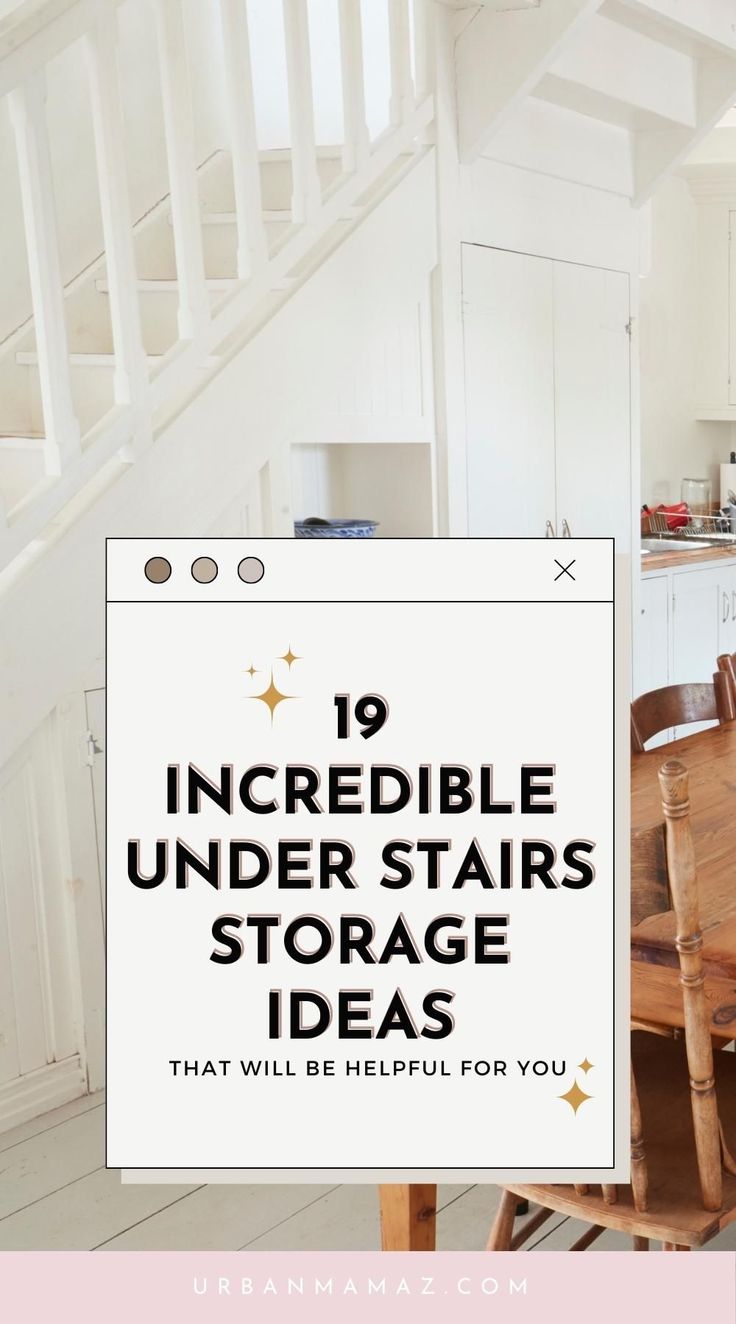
left=554, top=559, right=576, bottom=582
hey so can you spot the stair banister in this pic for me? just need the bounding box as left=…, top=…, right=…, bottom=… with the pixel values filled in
left=338, top=0, right=370, bottom=173
left=8, top=69, right=81, bottom=478
left=152, top=0, right=210, bottom=340
left=388, top=0, right=414, bottom=126
left=219, top=0, right=268, bottom=282
left=282, top=0, right=321, bottom=225
left=84, top=14, right=149, bottom=429
left=0, top=0, right=436, bottom=578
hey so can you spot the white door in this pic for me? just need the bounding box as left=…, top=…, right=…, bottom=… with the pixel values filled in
left=553, top=263, right=631, bottom=548
left=463, top=243, right=556, bottom=537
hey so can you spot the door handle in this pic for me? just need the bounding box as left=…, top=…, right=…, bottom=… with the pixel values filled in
left=732, top=589, right=736, bottom=619
left=561, top=519, right=572, bottom=538
left=724, top=592, right=731, bottom=624
left=545, top=520, right=556, bottom=538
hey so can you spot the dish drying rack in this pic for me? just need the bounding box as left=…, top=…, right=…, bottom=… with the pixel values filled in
left=647, top=511, right=731, bottom=536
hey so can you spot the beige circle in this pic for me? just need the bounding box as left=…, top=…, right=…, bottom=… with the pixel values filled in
left=191, top=556, right=218, bottom=584
left=238, top=556, right=265, bottom=584
left=144, top=556, right=171, bottom=584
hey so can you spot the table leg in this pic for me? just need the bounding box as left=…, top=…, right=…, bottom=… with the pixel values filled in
left=379, top=1184, right=437, bottom=1250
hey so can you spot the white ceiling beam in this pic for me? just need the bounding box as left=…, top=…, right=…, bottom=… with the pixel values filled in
left=633, top=54, right=736, bottom=204
left=539, top=12, right=697, bottom=130
left=617, top=0, right=736, bottom=56
left=455, top=0, right=602, bottom=162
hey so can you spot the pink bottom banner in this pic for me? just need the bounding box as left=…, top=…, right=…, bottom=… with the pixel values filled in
left=0, top=1252, right=734, bottom=1322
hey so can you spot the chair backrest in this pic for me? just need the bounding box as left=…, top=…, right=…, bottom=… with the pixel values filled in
left=629, top=760, right=722, bottom=1213
left=631, top=674, right=735, bottom=753
left=717, top=652, right=736, bottom=701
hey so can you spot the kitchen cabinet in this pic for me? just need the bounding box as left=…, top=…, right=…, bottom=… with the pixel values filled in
left=637, top=557, right=736, bottom=741
left=462, top=242, right=631, bottom=545
left=635, top=574, right=670, bottom=748
left=635, top=574, right=669, bottom=695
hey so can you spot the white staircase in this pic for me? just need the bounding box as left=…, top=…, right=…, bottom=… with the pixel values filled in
left=0, top=0, right=433, bottom=579
left=454, top=0, right=736, bottom=203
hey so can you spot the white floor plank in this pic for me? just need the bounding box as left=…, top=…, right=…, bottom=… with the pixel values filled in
left=100, top=1184, right=339, bottom=1251
left=0, top=1167, right=200, bottom=1250
left=0, top=1092, right=103, bottom=1154
left=241, top=1184, right=381, bottom=1251
left=438, top=1183, right=507, bottom=1250
left=243, top=1183, right=473, bottom=1252
left=0, top=1107, right=105, bottom=1219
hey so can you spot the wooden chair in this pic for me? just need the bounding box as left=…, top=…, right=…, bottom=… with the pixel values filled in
left=487, top=760, right=736, bottom=1252
left=717, top=652, right=736, bottom=704
left=631, top=675, right=735, bottom=753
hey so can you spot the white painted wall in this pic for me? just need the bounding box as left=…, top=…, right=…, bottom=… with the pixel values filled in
left=639, top=174, right=733, bottom=507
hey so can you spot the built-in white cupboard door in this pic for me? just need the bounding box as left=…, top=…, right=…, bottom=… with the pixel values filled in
left=553, top=263, right=631, bottom=547
left=462, top=243, right=556, bottom=537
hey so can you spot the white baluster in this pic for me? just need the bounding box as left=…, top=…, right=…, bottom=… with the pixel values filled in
left=153, top=0, right=209, bottom=339
left=9, top=73, right=80, bottom=476
left=84, top=16, right=148, bottom=410
left=219, top=0, right=268, bottom=280
left=338, top=0, right=369, bottom=172
left=282, top=0, right=321, bottom=224
left=388, top=0, right=414, bottom=126
left=412, top=0, right=433, bottom=103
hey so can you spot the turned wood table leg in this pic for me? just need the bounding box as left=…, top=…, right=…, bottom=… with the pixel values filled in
left=379, top=1184, right=437, bottom=1250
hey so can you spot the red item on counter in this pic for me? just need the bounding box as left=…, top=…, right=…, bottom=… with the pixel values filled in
left=644, top=502, right=689, bottom=530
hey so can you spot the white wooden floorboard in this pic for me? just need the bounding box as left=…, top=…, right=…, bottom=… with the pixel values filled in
left=0, top=1091, right=103, bottom=1153
left=0, top=1106, right=105, bottom=1218
left=242, top=1184, right=473, bottom=1252
left=0, top=1168, right=201, bottom=1250
left=2, top=1098, right=735, bottom=1251
left=100, top=1184, right=339, bottom=1251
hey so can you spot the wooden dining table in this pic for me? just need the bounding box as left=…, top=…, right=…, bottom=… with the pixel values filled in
left=379, top=720, right=736, bottom=1250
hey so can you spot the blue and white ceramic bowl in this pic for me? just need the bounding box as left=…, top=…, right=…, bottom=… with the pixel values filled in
left=294, top=518, right=378, bottom=539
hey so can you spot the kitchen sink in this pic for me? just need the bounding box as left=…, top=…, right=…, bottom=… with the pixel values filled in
left=641, top=537, right=705, bottom=553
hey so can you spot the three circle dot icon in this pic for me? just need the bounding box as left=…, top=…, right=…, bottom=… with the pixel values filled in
left=144, top=554, right=265, bottom=585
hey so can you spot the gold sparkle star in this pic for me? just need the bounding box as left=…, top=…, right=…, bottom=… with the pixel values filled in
left=250, top=670, right=293, bottom=722
left=559, top=1080, right=593, bottom=1115
left=279, top=646, right=301, bottom=669
left=245, top=664, right=258, bottom=677
left=578, top=1058, right=594, bottom=1075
